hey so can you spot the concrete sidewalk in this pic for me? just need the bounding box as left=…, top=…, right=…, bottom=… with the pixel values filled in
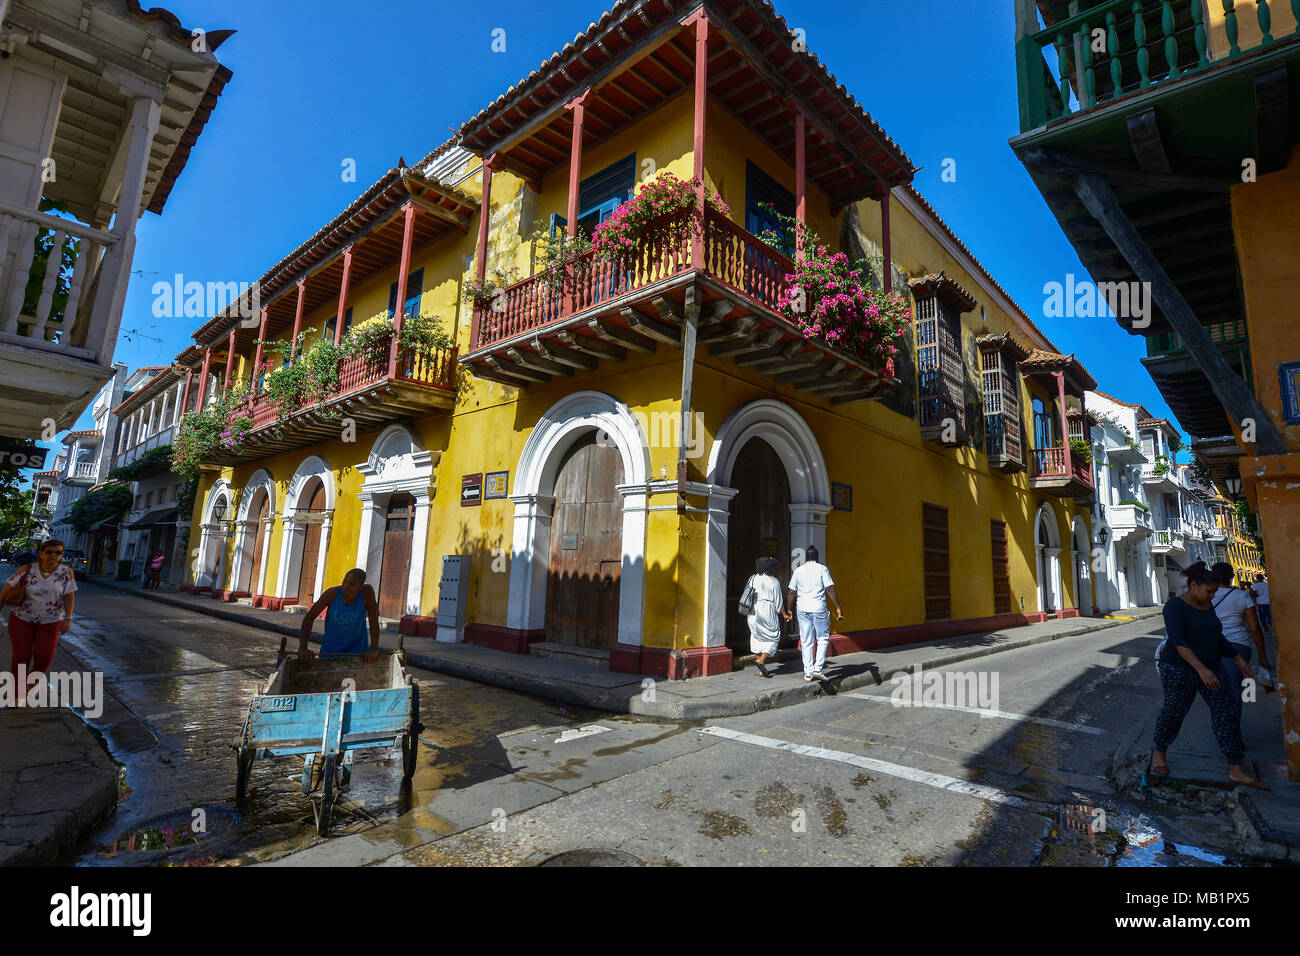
left=86, top=575, right=1163, bottom=719
left=0, top=642, right=119, bottom=866
left=1111, top=624, right=1300, bottom=862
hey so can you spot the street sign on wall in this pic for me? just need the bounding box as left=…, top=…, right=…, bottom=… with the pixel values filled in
left=461, top=473, right=482, bottom=507
left=484, top=471, right=508, bottom=499
left=1279, top=361, right=1300, bottom=424
left=0, top=440, right=47, bottom=470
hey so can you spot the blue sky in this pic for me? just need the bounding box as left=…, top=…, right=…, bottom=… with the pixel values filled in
left=41, top=0, right=1175, bottom=471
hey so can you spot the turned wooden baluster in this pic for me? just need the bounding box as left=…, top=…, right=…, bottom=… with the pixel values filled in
left=32, top=228, right=66, bottom=340
left=1162, top=1, right=1180, bottom=78
left=3, top=218, right=38, bottom=333
left=1107, top=11, right=1123, bottom=99
left=1192, top=0, right=1210, bottom=66
left=1082, top=21, right=1097, bottom=108
left=1223, top=1, right=1241, bottom=56
left=1133, top=2, right=1151, bottom=88
left=62, top=237, right=91, bottom=342
left=1257, top=0, right=1274, bottom=44
left=1055, top=33, right=1072, bottom=116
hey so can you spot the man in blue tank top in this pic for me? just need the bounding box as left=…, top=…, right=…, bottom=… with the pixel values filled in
left=297, top=568, right=381, bottom=663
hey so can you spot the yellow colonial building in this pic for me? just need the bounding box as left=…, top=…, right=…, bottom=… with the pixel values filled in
left=178, top=0, right=1102, bottom=677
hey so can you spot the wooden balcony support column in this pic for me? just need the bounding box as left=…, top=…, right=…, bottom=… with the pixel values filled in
left=688, top=10, right=711, bottom=271
left=1055, top=370, right=1073, bottom=477
left=564, top=90, right=589, bottom=315
left=471, top=155, right=497, bottom=351
left=196, top=347, right=212, bottom=409
left=880, top=187, right=892, bottom=293
left=291, top=278, right=307, bottom=358
left=389, top=203, right=418, bottom=379
left=251, top=307, right=269, bottom=394
left=794, top=104, right=807, bottom=263
left=181, top=367, right=193, bottom=414
left=335, top=247, right=353, bottom=346
left=223, top=328, right=237, bottom=391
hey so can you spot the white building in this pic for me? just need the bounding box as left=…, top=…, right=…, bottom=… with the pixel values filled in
left=0, top=0, right=232, bottom=438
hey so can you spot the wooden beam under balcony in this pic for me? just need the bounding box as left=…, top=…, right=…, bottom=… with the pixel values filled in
left=709, top=328, right=781, bottom=359
left=507, top=347, right=576, bottom=378
left=590, top=318, right=657, bottom=354
left=485, top=355, right=548, bottom=385
left=531, top=336, right=599, bottom=370
left=625, top=305, right=681, bottom=345
left=557, top=330, right=627, bottom=362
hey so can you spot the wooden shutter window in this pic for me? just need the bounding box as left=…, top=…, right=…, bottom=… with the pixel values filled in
left=991, top=519, right=1011, bottom=614
left=918, top=297, right=967, bottom=445
left=922, top=502, right=951, bottom=621
left=980, top=345, right=1023, bottom=471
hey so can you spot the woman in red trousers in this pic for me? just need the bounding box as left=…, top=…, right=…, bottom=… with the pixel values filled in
left=2, top=539, right=77, bottom=698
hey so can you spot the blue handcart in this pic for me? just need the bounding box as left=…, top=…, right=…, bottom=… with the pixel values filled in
left=233, top=636, right=423, bottom=835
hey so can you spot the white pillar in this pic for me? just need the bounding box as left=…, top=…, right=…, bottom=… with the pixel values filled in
left=86, top=96, right=162, bottom=364
left=615, top=485, right=649, bottom=647
left=702, top=485, right=739, bottom=648
left=408, top=491, right=432, bottom=616
left=1045, top=546, right=1062, bottom=612
left=256, top=516, right=274, bottom=597
left=313, top=515, right=332, bottom=600
left=275, top=517, right=302, bottom=599
left=506, top=493, right=555, bottom=632
left=356, top=494, right=384, bottom=575
left=789, top=502, right=831, bottom=563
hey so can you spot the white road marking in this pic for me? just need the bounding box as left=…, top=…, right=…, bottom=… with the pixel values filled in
left=554, top=724, right=611, bottom=743
left=701, top=726, right=1044, bottom=812
left=843, top=692, right=1106, bottom=735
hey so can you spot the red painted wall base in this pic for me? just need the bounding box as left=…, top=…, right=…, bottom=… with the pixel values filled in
left=209, top=589, right=249, bottom=602
left=464, top=623, right=545, bottom=655
left=400, top=614, right=438, bottom=638
left=254, top=595, right=297, bottom=611
left=831, top=611, right=1049, bottom=655
left=612, top=643, right=733, bottom=679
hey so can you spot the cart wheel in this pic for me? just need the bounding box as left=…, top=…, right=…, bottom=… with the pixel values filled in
left=402, top=683, right=420, bottom=781
left=316, top=754, right=336, bottom=837
left=235, top=747, right=254, bottom=811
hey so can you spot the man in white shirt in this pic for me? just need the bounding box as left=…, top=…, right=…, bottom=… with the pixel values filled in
left=783, top=545, right=842, bottom=682
left=1253, top=575, right=1272, bottom=633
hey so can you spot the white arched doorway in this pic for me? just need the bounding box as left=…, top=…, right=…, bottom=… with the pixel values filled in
left=704, top=400, right=832, bottom=648
left=275, top=455, right=336, bottom=607
left=196, top=479, right=233, bottom=590
left=1071, top=514, right=1092, bottom=615
left=355, top=425, right=437, bottom=619
left=231, top=469, right=276, bottom=598
left=507, top=391, right=651, bottom=650
left=1035, top=501, right=1063, bottom=614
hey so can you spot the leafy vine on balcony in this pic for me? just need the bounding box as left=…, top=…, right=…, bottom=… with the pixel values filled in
left=1069, top=438, right=1094, bottom=466
left=170, top=383, right=251, bottom=481
left=67, top=482, right=132, bottom=534
left=588, top=171, right=729, bottom=262
left=107, top=444, right=173, bottom=483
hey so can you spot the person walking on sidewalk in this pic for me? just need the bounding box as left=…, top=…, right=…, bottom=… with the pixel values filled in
left=1152, top=562, right=1267, bottom=790
left=296, top=568, right=381, bottom=664
left=145, top=550, right=166, bottom=591
left=1, top=539, right=77, bottom=698
left=1210, top=561, right=1270, bottom=723
left=746, top=556, right=784, bottom=678
left=783, top=545, right=842, bottom=683
left=1253, top=574, right=1273, bottom=634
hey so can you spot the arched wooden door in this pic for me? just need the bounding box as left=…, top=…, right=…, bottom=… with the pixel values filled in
left=247, top=491, right=269, bottom=596
left=545, top=435, right=624, bottom=650
left=297, top=479, right=326, bottom=606
left=725, top=438, right=791, bottom=648
left=378, top=493, right=414, bottom=619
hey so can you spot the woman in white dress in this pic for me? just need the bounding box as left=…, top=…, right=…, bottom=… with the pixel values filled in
left=747, top=556, right=784, bottom=678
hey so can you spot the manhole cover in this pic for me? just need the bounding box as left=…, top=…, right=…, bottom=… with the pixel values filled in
left=538, top=848, right=644, bottom=867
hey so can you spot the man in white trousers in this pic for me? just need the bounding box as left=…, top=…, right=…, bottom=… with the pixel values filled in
left=783, top=545, right=843, bottom=682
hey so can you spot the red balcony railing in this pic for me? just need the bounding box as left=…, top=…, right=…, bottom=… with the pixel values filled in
left=470, top=208, right=795, bottom=350
left=1031, top=445, right=1094, bottom=486
left=244, top=343, right=456, bottom=427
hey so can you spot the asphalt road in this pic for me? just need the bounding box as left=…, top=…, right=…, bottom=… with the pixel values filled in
left=55, top=578, right=1253, bottom=866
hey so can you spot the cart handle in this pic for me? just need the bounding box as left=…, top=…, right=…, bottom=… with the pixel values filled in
left=277, top=635, right=288, bottom=666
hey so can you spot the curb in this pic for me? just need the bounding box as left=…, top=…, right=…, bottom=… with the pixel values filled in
left=85, top=576, right=1157, bottom=720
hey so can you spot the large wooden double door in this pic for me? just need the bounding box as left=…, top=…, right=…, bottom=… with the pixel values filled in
left=247, top=491, right=269, bottom=595
left=378, top=493, right=415, bottom=619
left=545, top=435, right=623, bottom=650
left=297, top=480, right=327, bottom=607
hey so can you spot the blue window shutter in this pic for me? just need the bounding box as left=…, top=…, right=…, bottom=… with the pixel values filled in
left=549, top=213, right=567, bottom=237
left=577, top=154, right=635, bottom=217
left=405, top=268, right=424, bottom=318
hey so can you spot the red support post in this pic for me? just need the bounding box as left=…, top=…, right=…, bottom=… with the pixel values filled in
left=290, top=278, right=307, bottom=359
left=196, top=348, right=212, bottom=409
left=1056, top=370, right=1072, bottom=476
left=223, top=328, right=236, bottom=391
left=691, top=12, right=710, bottom=270
left=470, top=156, right=496, bottom=352
left=335, top=247, right=353, bottom=346
left=794, top=106, right=806, bottom=263
left=389, top=203, right=417, bottom=379
left=880, top=187, right=892, bottom=293
left=181, top=367, right=193, bottom=414
left=250, top=307, right=269, bottom=394
left=564, top=91, right=589, bottom=315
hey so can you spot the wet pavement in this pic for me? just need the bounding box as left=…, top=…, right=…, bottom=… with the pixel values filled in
left=55, top=579, right=1288, bottom=866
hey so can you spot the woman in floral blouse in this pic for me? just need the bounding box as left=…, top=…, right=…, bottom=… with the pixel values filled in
left=2, top=539, right=77, bottom=692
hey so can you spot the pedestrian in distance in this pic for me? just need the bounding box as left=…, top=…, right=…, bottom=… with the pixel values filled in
left=1209, top=561, right=1271, bottom=719
left=0, top=539, right=77, bottom=699
left=296, top=568, right=381, bottom=664
left=783, top=545, right=842, bottom=683
left=1151, top=561, right=1267, bottom=789
left=146, top=549, right=166, bottom=591
left=1253, top=574, right=1273, bottom=634
left=743, top=556, right=784, bottom=678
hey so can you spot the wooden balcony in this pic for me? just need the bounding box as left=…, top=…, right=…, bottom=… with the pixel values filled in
left=1029, top=445, right=1095, bottom=498
left=202, top=345, right=457, bottom=466
left=984, top=414, right=1025, bottom=472
left=462, top=209, right=895, bottom=406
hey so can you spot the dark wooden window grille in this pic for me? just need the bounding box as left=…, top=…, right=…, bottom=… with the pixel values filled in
left=923, top=502, right=951, bottom=621
left=918, top=297, right=966, bottom=438
left=981, top=346, right=1022, bottom=468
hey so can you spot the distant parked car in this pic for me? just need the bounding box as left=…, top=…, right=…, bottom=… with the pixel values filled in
left=61, top=549, right=88, bottom=580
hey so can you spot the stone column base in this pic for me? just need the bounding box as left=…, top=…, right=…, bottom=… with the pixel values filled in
left=613, top=644, right=733, bottom=679
left=464, top=623, right=545, bottom=655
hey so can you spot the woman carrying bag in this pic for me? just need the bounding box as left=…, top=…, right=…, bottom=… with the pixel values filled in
left=2, top=539, right=77, bottom=699
left=741, top=556, right=784, bottom=678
